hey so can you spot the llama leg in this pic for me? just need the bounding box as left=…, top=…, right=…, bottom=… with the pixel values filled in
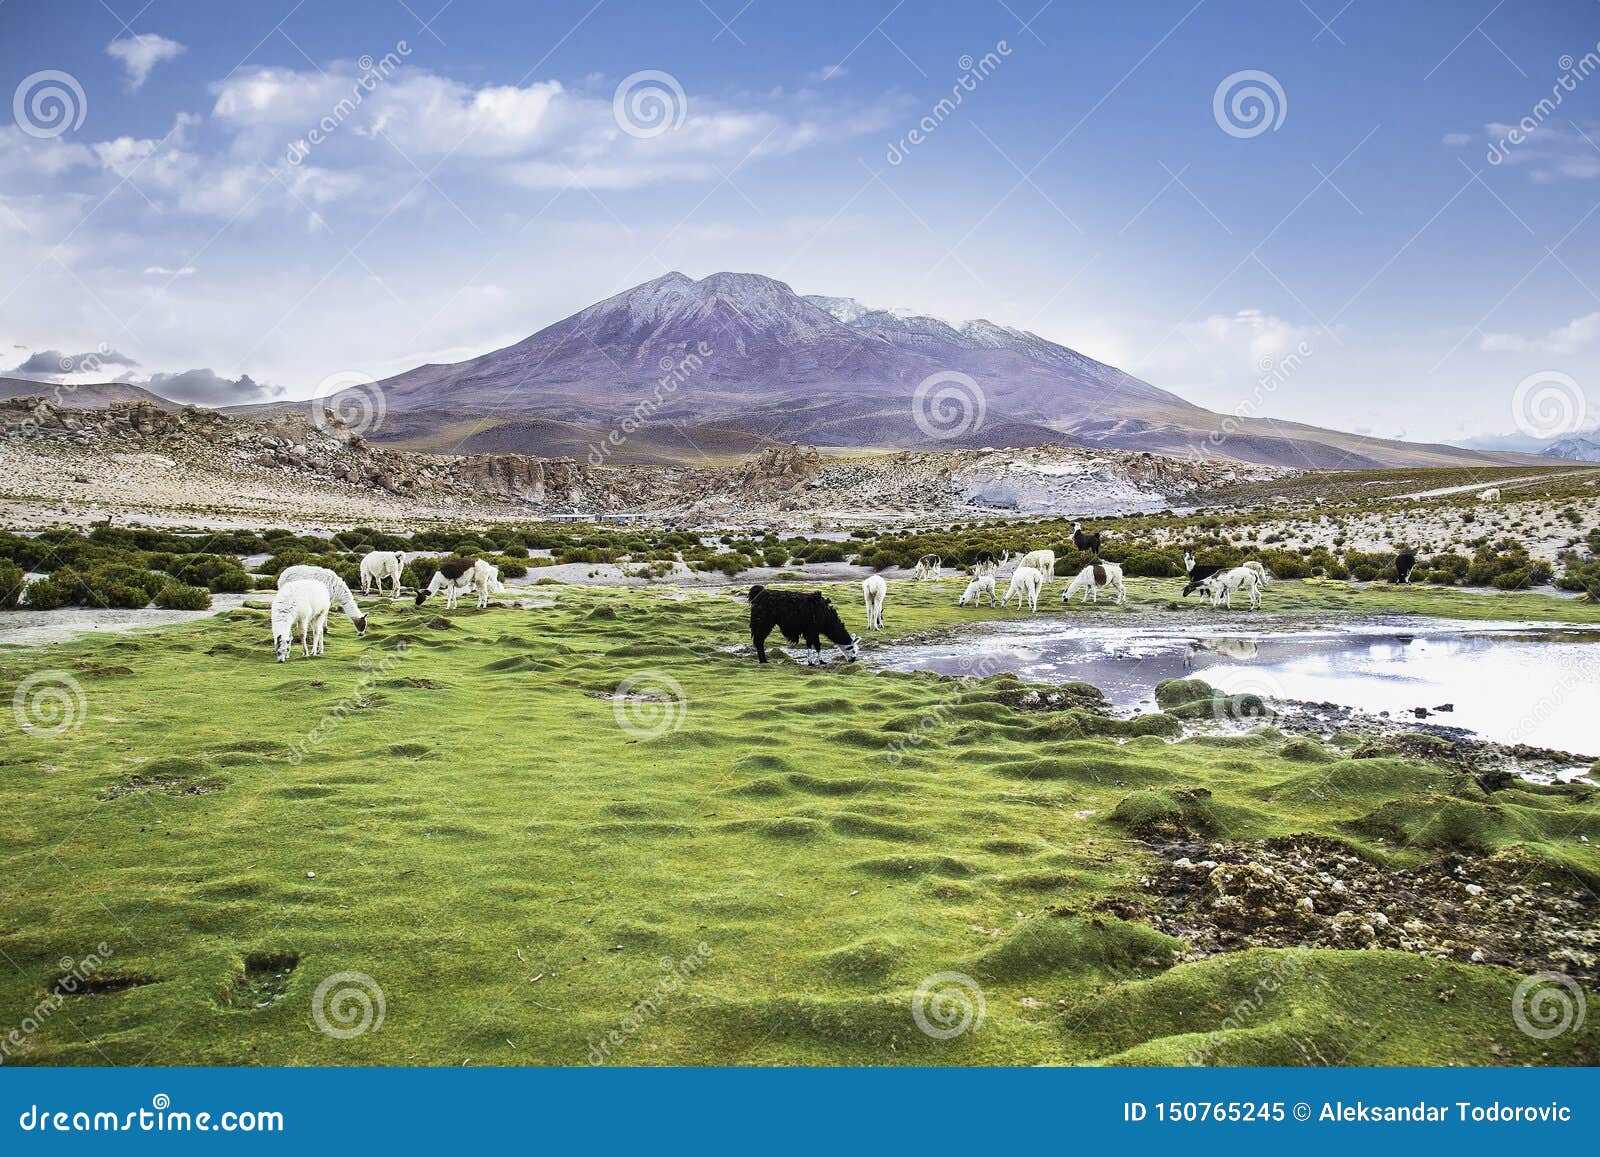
left=752, top=622, right=772, bottom=664
left=804, top=631, right=822, bottom=663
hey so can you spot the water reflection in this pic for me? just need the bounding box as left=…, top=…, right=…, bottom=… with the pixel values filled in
left=872, top=619, right=1600, bottom=755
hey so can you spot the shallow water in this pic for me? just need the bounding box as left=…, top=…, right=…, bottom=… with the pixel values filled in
left=872, top=618, right=1600, bottom=755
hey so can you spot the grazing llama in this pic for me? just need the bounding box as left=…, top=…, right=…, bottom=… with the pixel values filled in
left=359, top=550, right=406, bottom=598
left=276, top=565, right=367, bottom=635
left=271, top=580, right=331, bottom=662
left=1479, top=487, right=1502, bottom=502
left=959, top=575, right=998, bottom=606
left=1241, top=560, right=1272, bottom=586
left=1017, top=549, right=1056, bottom=582
left=1001, top=566, right=1045, bottom=612
left=1063, top=561, right=1127, bottom=604
left=747, top=586, right=860, bottom=665
left=971, top=550, right=1008, bottom=577
left=1393, top=548, right=1417, bottom=584
left=417, top=557, right=500, bottom=609
left=911, top=554, right=943, bottom=581
left=1199, top=566, right=1261, bottom=609
left=1182, top=551, right=1227, bottom=596
left=862, top=574, right=887, bottom=631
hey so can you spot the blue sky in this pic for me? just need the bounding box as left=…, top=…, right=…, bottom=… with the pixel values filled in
left=2, top=0, right=1597, bottom=444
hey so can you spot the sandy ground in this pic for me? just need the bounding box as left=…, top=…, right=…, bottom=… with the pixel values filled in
left=0, top=594, right=253, bottom=647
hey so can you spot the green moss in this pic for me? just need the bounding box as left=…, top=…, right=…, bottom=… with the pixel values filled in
left=0, top=578, right=1595, bottom=1067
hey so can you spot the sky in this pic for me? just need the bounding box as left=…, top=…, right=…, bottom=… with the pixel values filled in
left=1, top=0, right=1598, bottom=446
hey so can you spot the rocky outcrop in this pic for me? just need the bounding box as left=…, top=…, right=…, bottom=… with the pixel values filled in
left=1, top=395, right=1285, bottom=523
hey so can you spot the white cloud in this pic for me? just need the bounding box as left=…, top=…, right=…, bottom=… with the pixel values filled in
left=1441, top=131, right=1472, bottom=146
left=143, top=265, right=196, bottom=276
left=106, top=34, right=186, bottom=90
left=1480, top=310, right=1600, bottom=355
left=207, top=64, right=902, bottom=191
left=1168, top=309, right=1323, bottom=375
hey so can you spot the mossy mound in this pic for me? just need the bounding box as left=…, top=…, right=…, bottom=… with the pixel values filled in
left=970, top=914, right=1178, bottom=981
left=1110, top=786, right=1227, bottom=839
left=1279, top=738, right=1334, bottom=763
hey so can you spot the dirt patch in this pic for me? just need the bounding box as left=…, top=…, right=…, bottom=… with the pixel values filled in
left=1104, top=835, right=1599, bottom=981
left=231, top=952, right=299, bottom=1010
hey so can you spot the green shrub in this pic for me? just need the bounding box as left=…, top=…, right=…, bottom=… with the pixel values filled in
left=22, top=577, right=70, bottom=610
left=0, top=560, right=23, bottom=609
left=153, top=582, right=212, bottom=610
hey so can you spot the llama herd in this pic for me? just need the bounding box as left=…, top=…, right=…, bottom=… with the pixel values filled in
left=264, top=532, right=1280, bottom=667
left=268, top=549, right=501, bottom=662
left=857, top=527, right=1278, bottom=635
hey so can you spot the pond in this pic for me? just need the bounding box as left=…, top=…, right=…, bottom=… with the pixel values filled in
left=870, top=618, right=1600, bottom=756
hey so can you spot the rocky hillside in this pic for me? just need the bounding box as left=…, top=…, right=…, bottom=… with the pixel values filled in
left=0, top=395, right=1279, bottom=529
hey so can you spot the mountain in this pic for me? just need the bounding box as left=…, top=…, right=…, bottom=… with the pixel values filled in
left=0, top=377, right=180, bottom=410
left=1542, top=435, right=1600, bottom=463
left=255, top=272, right=1540, bottom=469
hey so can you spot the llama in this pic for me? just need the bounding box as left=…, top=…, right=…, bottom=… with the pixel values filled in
left=271, top=579, right=331, bottom=662
left=959, top=575, right=998, bottom=607
left=1479, top=487, right=1502, bottom=502
left=1241, top=560, right=1272, bottom=587
left=1393, top=547, right=1417, bottom=584
left=911, top=554, right=943, bottom=581
left=1001, top=566, right=1044, bottom=612
left=276, top=565, right=367, bottom=636
left=1199, top=566, right=1261, bottom=609
left=1017, top=549, right=1056, bottom=582
left=1071, top=522, right=1102, bottom=555
left=1063, top=561, right=1126, bottom=604
left=359, top=550, right=406, bottom=598
left=416, top=557, right=499, bottom=609
left=1181, top=551, right=1228, bottom=597
left=748, top=586, right=860, bottom=664
left=862, top=574, right=887, bottom=631
left=970, top=549, right=1002, bottom=576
